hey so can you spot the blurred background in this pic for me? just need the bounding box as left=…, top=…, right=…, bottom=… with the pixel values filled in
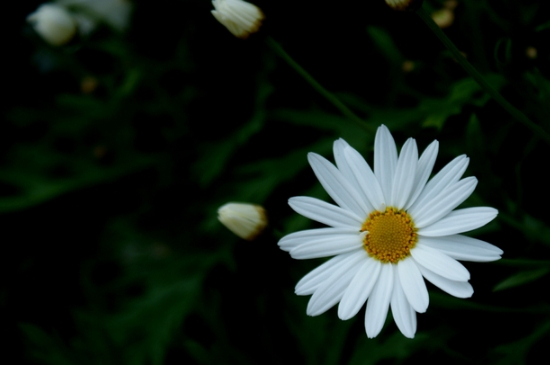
left=3, top=0, right=550, bottom=363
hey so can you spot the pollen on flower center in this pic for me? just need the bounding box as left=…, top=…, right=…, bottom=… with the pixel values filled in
left=361, top=207, right=417, bottom=263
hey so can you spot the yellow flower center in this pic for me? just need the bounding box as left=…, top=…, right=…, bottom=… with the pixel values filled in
left=361, top=207, right=418, bottom=263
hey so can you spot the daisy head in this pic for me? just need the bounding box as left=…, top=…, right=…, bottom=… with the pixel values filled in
left=278, top=125, right=502, bottom=338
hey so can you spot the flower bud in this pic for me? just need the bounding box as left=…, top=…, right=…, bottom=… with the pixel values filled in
left=526, top=47, right=537, bottom=59
left=27, top=4, right=77, bottom=46
left=211, top=0, right=264, bottom=39
left=218, top=203, right=268, bottom=240
left=57, top=0, right=133, bottom=33
left=431, top=8, right=454, bottom=28
left=385, top=0, right=424, bottom=12
left=402, top=60, right=415, bottom=73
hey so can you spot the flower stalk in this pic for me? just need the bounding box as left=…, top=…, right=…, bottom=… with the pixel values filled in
left=266, top=37, right=375, bottom=134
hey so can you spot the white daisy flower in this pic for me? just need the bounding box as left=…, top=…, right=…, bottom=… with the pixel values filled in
left=278, top=125, right=502, bottom=338
left=211, top=0, right=264, bottom=39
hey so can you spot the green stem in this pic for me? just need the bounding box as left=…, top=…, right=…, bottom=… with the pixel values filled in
left=416, top=6, right=550, bottom=145
left=266, top=37, right=375, bottom=134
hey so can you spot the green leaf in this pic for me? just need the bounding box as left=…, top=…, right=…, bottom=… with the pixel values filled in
left=421, top=75, right=506, bottom=130
left=535, top=20, right=550, bottom=32
left=108, top=276, right=202, bottom=365
left=493, top=37, right=513, bottom=71
left=496, top=258, right=550, bottom=267
left=493, top=268, right=550, bottom=292
left=492, top=321, right=550, bottom=365
left=19, top=324, right=74, bottom=365
left=234, top=140, right=332, bottom=203
left=522, top=214, right=550, bottom=247
left=0, top=157, right=154, bottom=212
left=366, top=26, right=403, bottom=65
left=193, top=58, right=273, bottom=187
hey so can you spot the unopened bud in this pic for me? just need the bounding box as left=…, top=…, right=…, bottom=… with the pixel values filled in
left=218, top=203, right=268, bottom=240
left=57, top=0, right=133, bottom=33
left=526, top=47, right=537, bottom=59
left=211, top=0, right=264, bottom=39
left=402, top=60, right=415, bottom=73
left=444, top=0, right=458, bottom=10
left=431, top=8, right=454, bottom=28
left=385, top=0, right=424, bottom=12
left=81, top=75, right=99, bottom=94
left=27, top=4, right=77, bottom=46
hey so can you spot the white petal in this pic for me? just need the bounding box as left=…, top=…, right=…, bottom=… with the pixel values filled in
left=419, top=235, right=502, bottom=262
left=365, top=263, right=394, bottom=338
left=308, top=153, right=370, bottom=217
left=405, top=140, right=439, bottom=210
left=417, top=264, right=473, bottom=298
left=338, top=259, right=382, bottom=320
left=306, top=253, right=366, bottom=316
left=220, top=1, right=260, bottom=24
left=391, top=266, right=417, bottom=338
left=278, top=227, right=361, bottom=252
left=411, top=243, right=470, bottom=281
left=333, top=139, right=371, bottom=209
left=397, top=258, right=429, bottom=313
left=409, top=155, right=469, bottom=212
left=290, top=233, right=363, bottom=259
left=295, top=251, right=365, bottom=295
left=411, top=177, right=478, bottom=228
left=374, top=125, right=398, bottom=203
left=288, top=196, right=363, bottom=228
left=418, top=207, right=498, bottom=237
left=391, top=138, right=418, bottom=209
left=343, top=146, right=385, bottom=211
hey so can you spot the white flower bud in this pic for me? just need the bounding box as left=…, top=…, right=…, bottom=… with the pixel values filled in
left=431, top=8, right=454, bottom=29
left=218, top=203, right=268, bottom=240
left=27, top=4, right=77, bottom=46
left=211, top=0, right=264, bottom=39
left=526, top=47, right=537, bottom=60
left=385, top=0, right=424, bottom=12
left=57, top=0, right=133, bottom=33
